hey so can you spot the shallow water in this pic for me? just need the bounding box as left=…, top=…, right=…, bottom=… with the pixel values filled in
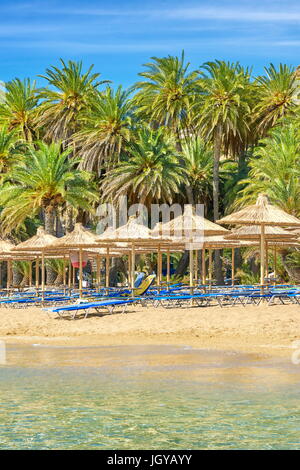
left=1, top=343, right=300, bottom=449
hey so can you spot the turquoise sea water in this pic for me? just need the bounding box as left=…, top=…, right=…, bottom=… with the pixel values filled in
left=1, top=343, right=300, bottom=449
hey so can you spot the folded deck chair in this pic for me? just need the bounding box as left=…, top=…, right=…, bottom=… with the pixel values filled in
left=108, top=274, right=156, bottom=298
left=134, top=272, right=146, bottom=288
left=132, top=274, right=156, bottom=296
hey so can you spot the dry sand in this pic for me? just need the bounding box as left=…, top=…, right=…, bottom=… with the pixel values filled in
left=0, top=302, right=300, bottom=359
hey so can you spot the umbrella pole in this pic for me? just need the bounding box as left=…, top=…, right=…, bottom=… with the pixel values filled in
left=231, top=248, right=235, bottom=286
left=274, top=246, right=277, bottom=285
left=96, top=255, right=100, bottom=293
left=157, top=245, right=161, bottom=287
left=72, top=263, right=75, bottom=288
left=194, top=249, right=198, bottom=283
left=260, top=224, right=265, bottom=288
left=41, top=250, right=45, bottom=302
left=7, top=260, right=11, bottom=294
left=131, top=243, right=135, bottom=297
left=167, top=249, right=170, bottom=286
left=105, top=247, right=110, bottom=293
left=29, top=261, right=32, bottom=288
left=159, top=248, right=163, bottom=286
left=79, top=248, right=83, bottom=298
left=265, top=241, right=269, bottom=283
left=189, top=248, right=194, bottom=292
left=202, top=249, right=206, bottom=287
left=63, top=256, right=66, bottom=295
left=128, top=252, right=132, bottom=287
left=68, top=259, right=72, bottom=292
left=208, top=249, right=212, bottom=290
left=35, top=256, right=39, bottom=295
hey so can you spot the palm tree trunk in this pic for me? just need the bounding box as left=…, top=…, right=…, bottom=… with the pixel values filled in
left=213, top=123, right=224, bottom=284
left=213, top=123, right=222, bottom=221
left=281, top=251, right=300, bottom=283
left=44, top=208, right=56, bottom=285
left=175, top=250, right=189, bottom=278
left=185, top=185, right=194, bottom=205
left=65, top=205, right=74, bottom=233
left=44, top=208, right=56, bottom=235
left=20, top=273, right=29, bottom=287
left=54, top=273, right=63, bottom=285
left=12, top=264, right=22, bottom=287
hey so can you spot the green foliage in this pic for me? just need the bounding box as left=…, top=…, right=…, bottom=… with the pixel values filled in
left=0, top=126, right=25, bottom=173
left=133, top=51, right=199, bottom=136
left=0, top=141, right=98, bottom=233
left=0, top=78, right=39, bottom=141
left=74, top=86, right=134, bottom=174
left=181, top=137, right=213, bottom=205
left=195, top=60, right=253, bottom=154
left=101, top=127, right=186, bottom=205
left=36, top=59, right=109, bottom=140
left=236, top=123, right=300, bottom=215
left=1, top=55, right=300, bottom=284
left=253, top=64, right=298, bottom=135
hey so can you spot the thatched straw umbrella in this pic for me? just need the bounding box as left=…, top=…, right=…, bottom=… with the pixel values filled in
left=97, top=216, right=171, bottom=291
left=198, top=236, right=248, bottom=286
left=225, top=225, right=297, bottom=241
left=153, top=212, right=228, bottom=288
left=86, top=247, right=130, bottom=291
left=225, top=225, right=298, bottom=282
left=154, top=208, right=228, bottom=288
left=217, top=194, right=300, bottom=285
left=45, top=223, right=100, bottom=296
left=12, top=227, right=58, bottom=297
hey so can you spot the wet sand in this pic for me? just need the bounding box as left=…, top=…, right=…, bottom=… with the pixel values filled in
left=0, top=302, right=300, bottom=359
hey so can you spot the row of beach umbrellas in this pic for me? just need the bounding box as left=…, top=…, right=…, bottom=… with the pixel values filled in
left=0, top=194, right=300, bottom=295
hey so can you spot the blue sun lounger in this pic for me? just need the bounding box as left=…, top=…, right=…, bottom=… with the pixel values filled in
left=268, top=290, right=300, bottom=305
left=0, top=295, right=74, bottom=308
left=43, top=298, right=137, bottom=319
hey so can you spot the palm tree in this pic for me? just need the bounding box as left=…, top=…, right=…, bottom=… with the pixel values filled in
left=36, top=59, right=109, bottom=142
left=0, top=78, right=39, bottom=141
left=13, top=261, right=31, bottom=287
left=196, top=60, right=252, bottom=222
left=45, top=259, right=66, bottom=285
left=0, top=81, right=5, bottom=103
left=133, top=51, right=198, bottom=141
left=0, top=126, right=24, bottom=173
left=101, top=127, right=186, bottom=206
left=194, top=61, right=253, bottom=284
left=0, top=141, right=98, bottom=234
left=181, top=137, right=213, bottom=209
left=235, top=123, right=300, bottom=216
left=253, top=64, right=299, bottom=135
left=73, top=86, right=134, bottom=174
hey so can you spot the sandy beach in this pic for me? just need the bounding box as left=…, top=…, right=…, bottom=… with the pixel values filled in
left=1, top=302, right=299, bottom=358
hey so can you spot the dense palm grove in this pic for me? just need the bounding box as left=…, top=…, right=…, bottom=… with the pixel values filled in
left=1, top=54, right=300, bottom=284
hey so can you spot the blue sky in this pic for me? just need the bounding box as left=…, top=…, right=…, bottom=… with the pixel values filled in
left=1, top=0, right=300, bottom=88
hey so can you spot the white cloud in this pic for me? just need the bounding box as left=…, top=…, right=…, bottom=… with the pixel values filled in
left=168, top=7, right=300, bottom=22
left=3, top=37, right=299, bottom=54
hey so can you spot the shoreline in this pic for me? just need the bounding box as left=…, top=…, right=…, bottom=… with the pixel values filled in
left=1, top=333, right=294, bottom=358
left=1, top=302, right=299, bottom=360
